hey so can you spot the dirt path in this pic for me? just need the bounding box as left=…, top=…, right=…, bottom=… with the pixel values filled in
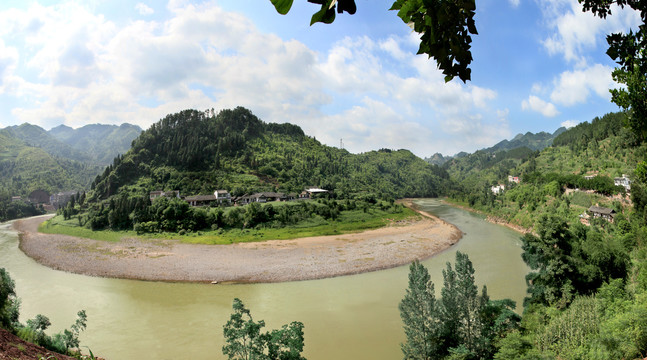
left=14, top=208, right=462, bottom=283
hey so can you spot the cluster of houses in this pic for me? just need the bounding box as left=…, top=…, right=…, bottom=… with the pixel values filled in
left=490, top=175, right=521, bottom=195
left=584, top=173, right=632, bottom=191
left=149, top=187, right=330, bottom=207
left=10, top=190, right=79, bottom=211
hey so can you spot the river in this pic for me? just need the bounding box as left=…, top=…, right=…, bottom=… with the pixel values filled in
left=0, top=199, right=529, bottom=359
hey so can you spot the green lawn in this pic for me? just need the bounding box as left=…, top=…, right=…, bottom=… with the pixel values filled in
left=39, top=207, right=420, bottom=245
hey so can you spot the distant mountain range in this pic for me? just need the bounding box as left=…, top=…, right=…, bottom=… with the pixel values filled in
left=425, top=127, right=567, bottom=165
left=0, top=123, right=142, bottom=195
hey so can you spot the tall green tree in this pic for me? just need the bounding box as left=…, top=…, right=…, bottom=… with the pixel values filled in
left=399, top=261, right=443, bottom=360
left=399, top=252, right=520, bottom=360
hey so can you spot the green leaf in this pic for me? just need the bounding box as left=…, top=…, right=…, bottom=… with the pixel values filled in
left=270, top=0, right=294, bottom=15
left=310, top=3, right=336, bottom=25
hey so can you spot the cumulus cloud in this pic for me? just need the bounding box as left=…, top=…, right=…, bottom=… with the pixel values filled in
left=521, top=95, right=560, bottom=117
left=539, top=0, right=641, bottom=64
left=0, top=1, right=505, bottom=156
left=135, top=3, right=154, bottom=15
left=0, top=39, right=19, bottom=92
left=561, top=119, right=578, bottom=128
left=549, top=64, right=614, bottom=106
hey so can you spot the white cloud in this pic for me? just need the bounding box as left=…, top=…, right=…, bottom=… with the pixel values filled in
left=561, top=119, right=578, bottom=128
left=549, top=64, right=614, bottom=106
left=0, top=1, right=504, bottom=156
left=0, top=39, right=19, bottom=92
left=521, top=95, right=560, bottom=117
left=135, top=3, right=154, bottom=15
left=509, top=0, right=520, bottom=7
left=538, top=0, right=641, bottom=64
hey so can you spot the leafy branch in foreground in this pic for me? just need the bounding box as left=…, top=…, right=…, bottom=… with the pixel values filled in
left=0, top=268, right=88, bottom=356
left=223, top=298, right=306, bottom=360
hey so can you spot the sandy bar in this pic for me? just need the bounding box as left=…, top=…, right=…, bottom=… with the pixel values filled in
left=14, top=204, right=462, bottom=283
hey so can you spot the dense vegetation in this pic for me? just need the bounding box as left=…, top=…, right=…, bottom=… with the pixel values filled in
left=429, top=111, right=647, bottom=359
left=0, top=122, right=140, bottom=200
left=400, top=253, right=520, bottom=360
left=0, top=191, right=45, bottom=223
left=446, top=112, right=640, bottom=229
left=66, top=107, right=449, bottom=236
left=0, top=268, right=89, bottom=357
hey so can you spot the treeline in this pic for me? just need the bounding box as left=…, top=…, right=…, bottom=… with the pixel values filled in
left=523, top=172, right=623, bottom=196
left=0, top=192, right=45, bottom=223
left=552, top=111, right=633, bottom=150
left=77, top=195, right=402, bottom=234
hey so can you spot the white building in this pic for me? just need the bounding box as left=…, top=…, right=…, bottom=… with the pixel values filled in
left=614, top=174, right=631, bottom=191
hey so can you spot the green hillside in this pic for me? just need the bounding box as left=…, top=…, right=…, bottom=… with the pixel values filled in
left=1, top=124, right=91, bottom=163
left=90, top=107, right=449, bottom=202
left=443, top=111, right=647, bottom=359
left=0, top=122, right=142, bottom=198
left=446, top=112, right=638, bottom=230
left=49, top=107, right=449, bottom=236
left=425, top=127, right=565, bottom=166
left=49, top=123, right=142, bottom=165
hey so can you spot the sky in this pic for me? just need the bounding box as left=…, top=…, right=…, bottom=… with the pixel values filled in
left=0, top=0, right=642, bottom=157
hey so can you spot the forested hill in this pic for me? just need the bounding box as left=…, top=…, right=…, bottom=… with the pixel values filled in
left=446, top=111, right=638, bottom=229
left=89, top=107, right=450, bottom=202
left=0, top=122, right=142, bottom=197
left=49, top=123, right=142, bottom=165
left=425, top=127, right=565, bottom=165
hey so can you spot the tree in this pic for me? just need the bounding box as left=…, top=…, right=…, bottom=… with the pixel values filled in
left=223, top=298, right=306, bottom=360
left=521, top=214, right=575, bottom=307
left=399, top=261, right=443, bottom=360
left=399, top=253, right=520, bottom=360
left=0, top=268, right=20, bottom=331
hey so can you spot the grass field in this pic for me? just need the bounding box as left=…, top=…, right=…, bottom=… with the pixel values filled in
left=39, top=207, right=420, bottom=245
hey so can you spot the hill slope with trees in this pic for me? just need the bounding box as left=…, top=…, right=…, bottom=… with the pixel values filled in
left=89, top=107, right=449, bottom=202
left=433, top=111, right=647, bottom=359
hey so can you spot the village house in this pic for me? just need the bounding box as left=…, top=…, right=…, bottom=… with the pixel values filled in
left=11, top=196, right=21, bottom=202
left=507, top=175, right=520, bottom=184
left=214, top=190, right=232, bottom=204
left=491, top=184, right=505, bottom=195
left=614, top=174, right=631, bottom=191
left=185, top=190, right=233, bottom=207
left=584, top=174, right=597, bottom=180
left=185, top=194, right=218, bottom=207
left=588, top=205, right=616, bottom=222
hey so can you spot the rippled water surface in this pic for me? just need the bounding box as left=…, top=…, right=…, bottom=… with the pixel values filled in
left=0, top=199, right=529, bottom=359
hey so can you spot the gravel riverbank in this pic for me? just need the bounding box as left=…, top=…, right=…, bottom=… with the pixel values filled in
left=14, top=209, right=462, bottom=283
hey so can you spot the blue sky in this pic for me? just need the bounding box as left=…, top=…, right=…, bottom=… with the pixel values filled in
left=0, top=0, right=641, bottom=157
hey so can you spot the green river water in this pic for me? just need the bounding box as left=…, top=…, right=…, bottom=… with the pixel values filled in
left=0, top=199, right=529, bottom=359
